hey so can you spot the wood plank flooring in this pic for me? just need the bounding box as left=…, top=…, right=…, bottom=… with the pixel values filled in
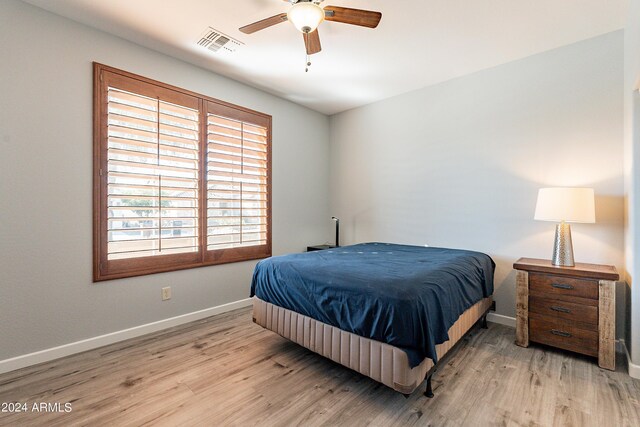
left=1, top=307, right=639, bottom=426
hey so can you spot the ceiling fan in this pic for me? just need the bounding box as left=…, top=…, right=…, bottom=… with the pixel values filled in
left=239, top=0, right=382, bottom=62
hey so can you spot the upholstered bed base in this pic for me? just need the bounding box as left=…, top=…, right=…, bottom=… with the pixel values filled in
left=252, top=296, right=493, bottom=394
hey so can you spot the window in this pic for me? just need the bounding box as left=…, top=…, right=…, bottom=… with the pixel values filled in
left=94, top=63, right=271, bottom=281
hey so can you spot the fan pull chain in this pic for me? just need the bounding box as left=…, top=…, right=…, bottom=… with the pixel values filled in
left=305, top=53, right=311, bottom=73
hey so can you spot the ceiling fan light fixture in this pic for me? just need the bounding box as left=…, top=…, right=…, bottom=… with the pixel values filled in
left=287, top=2, right=324, bottom=33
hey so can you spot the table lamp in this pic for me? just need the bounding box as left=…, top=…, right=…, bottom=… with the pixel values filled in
left=534, top=187, right=595, bottom=267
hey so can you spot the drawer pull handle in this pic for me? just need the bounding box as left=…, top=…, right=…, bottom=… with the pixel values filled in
left=550, top=306, right=571, bottom=314
left=551, top=283, right=574, bottom=290
left=551, top=329, right=572, bottom=338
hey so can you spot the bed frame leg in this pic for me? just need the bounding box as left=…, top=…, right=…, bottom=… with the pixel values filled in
left=481, top=313, right=488, bottom=329
left=424, top=375, right=434, bottom=398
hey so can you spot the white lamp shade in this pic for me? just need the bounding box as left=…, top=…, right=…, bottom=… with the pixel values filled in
left=534, top=187, right=595, bottom=223
left=287, top=2, right=324, bottom=33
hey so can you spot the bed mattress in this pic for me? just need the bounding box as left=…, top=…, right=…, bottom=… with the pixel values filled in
left=251, top=243, right=495, bottom=367
left=253, top=296, right=492, bottom=394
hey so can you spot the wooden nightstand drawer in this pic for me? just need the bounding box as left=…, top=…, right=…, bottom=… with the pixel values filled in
left=529, top=272, right=598, bottom=300
left=529, top=315, right=598, bottom=357
left=529, top=295, right=598, bottom=329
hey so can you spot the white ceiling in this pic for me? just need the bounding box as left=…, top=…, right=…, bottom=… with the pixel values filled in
left=22, top=0, right=625, bottom=115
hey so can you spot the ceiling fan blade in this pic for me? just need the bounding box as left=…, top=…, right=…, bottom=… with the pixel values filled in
left=239, top=13, right=288, bottom=34
left=304, top=29, right=322, bottom=55
left=323, top=6, right=382, bottom=28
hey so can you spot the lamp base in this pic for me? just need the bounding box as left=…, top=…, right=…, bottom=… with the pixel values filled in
left=552, top=222, right=574, bottom=267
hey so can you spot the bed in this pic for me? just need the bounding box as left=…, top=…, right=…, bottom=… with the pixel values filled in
left=250, top=242, right=495, bottom=395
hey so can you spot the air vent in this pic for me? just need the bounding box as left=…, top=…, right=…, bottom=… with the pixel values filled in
left=197, top=27, right=242, bottom=53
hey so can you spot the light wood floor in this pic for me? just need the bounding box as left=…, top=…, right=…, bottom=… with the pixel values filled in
left=1, top=307, right=639, bottom=427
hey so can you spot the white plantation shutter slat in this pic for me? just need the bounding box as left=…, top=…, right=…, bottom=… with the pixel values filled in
left=106, top=87, right=200, bottom=261
left=108, top=90, right=158, bottom=109
left=109, top=220, right=197, bottom=229
left=108, top=147, right=197, bottom=164
left=242, top=140, right=267, bottom=152
left=158, top=134, right=199, bottom=148
left=108, top=173, right=197, bottom=188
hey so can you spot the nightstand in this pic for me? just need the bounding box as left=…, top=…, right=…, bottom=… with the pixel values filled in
left=307, top=245, right=337, bottom=252
left=513, top=258, right=618, bottom=370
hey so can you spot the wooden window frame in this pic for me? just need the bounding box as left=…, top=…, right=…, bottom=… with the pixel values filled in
left=93, top=63, right=272, bottom=281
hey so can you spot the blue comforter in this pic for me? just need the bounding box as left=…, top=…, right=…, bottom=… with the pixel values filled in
left=250, top=243, right=495, bottom=368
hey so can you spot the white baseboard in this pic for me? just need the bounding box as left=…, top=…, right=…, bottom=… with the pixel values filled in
left=0, top=298, right=253, bottom=375
left=630, top=358, right=640, bottom=379
left=619, top=339, right=640, bottom=379
left=487, top=312, right=516, bottom=328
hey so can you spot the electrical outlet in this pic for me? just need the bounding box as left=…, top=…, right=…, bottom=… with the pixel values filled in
left=162, top=287, right=171, bottom=301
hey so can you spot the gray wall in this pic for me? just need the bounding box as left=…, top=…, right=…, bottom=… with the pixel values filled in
left=624, top=0, right=640, bottom=362
left=329, top=32, right=625, bottom=333
left=0, top=0, right=330, bottom=360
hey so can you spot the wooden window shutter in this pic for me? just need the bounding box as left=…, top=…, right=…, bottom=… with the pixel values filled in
left=94, top=63, right=271, bottom=281
left=204, top=101, right=272, bottom=264
left=106, top=87, right=200, bottom=260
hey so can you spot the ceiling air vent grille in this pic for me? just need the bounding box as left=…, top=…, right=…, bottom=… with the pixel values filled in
left=197, top=27, right=242, bottom=53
